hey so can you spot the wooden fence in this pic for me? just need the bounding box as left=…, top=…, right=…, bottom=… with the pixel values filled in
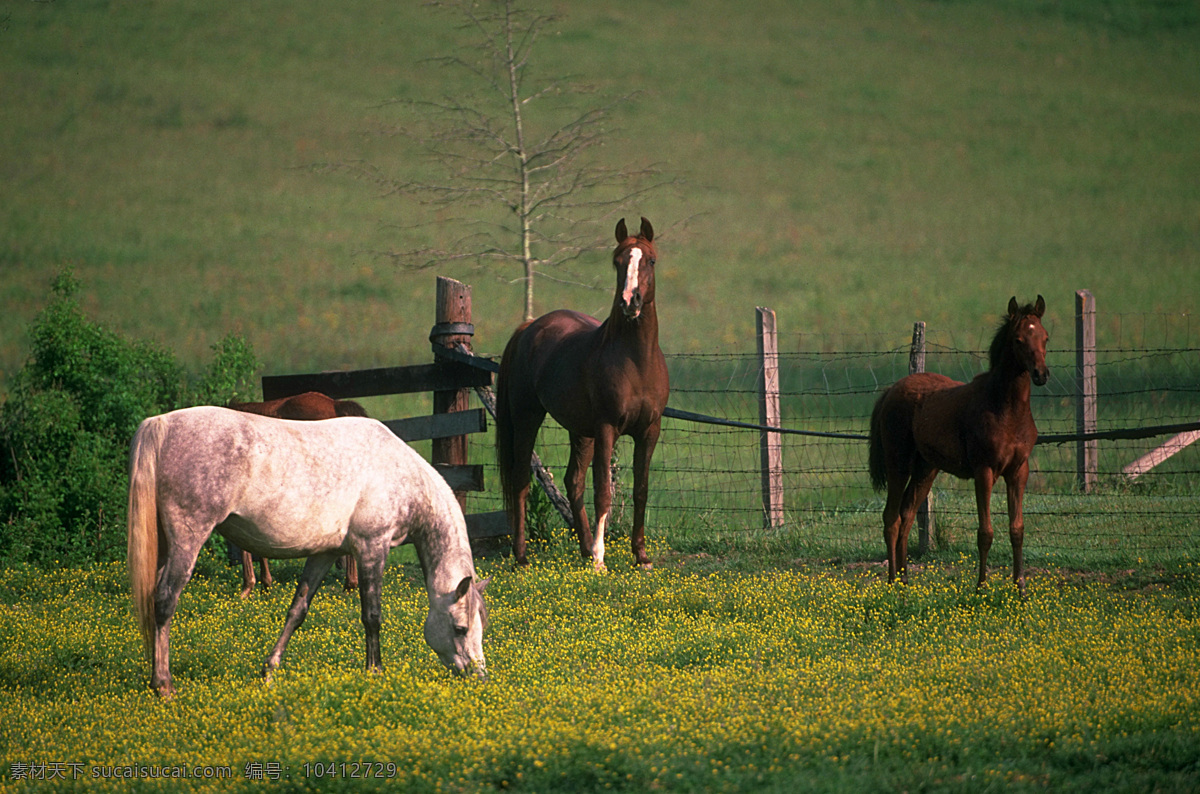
left=261, top=276, right=510, bottom=542
left=258, top=279, right=1198, bottom=551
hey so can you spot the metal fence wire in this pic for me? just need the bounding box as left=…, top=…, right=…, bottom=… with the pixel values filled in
left=467, top=312, right=1199, bottom=566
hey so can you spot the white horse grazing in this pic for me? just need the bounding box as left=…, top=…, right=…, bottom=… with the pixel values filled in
left=126, top=406, right=489, bottom=698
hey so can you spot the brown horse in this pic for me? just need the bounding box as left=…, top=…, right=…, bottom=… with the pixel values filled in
left=868, top=296, right=1049, bottom=594
left=227, top=391, right=368, bottom=596
left=497, top=217, right=669, bottom=570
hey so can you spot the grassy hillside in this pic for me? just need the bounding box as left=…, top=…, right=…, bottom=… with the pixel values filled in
left=3, top=0, right=1198, bottom=390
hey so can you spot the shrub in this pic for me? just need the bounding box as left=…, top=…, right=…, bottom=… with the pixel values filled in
left=0, top=270, right=260, bottom=565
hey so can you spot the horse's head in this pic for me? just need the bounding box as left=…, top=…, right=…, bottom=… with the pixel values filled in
left=424, top=575, right=490, bottom=681
left=613, top=217, right=658, bottom=320
left=1005, top=295, right=1050, bottom=386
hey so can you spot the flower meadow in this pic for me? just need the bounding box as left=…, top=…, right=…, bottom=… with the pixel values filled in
left=1, top=536, right=1197, bottom=792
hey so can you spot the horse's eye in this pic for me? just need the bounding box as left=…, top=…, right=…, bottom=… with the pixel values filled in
left=454, top=625, right=468, bottom=637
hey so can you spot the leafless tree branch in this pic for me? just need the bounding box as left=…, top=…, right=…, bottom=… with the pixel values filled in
left=317, top=0, right=681, bottom=321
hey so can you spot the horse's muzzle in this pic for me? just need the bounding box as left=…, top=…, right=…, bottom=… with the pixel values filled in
left=1032, top=367, right=1049, bottom=387
left=622, top=291, right=643, bottom=319
left=450, top=656, right=488, bottom=682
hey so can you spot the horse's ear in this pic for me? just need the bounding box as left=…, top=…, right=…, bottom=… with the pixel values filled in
left=639, top=217, right=654, bottom=242
left=455, top=576, right=472, bottom=600
left=476, top=576, right=490, bottom=593
left=615, top=218, right=628, bottom=243
left=1034, top=295, right=1046, bottom=318
left=1007, top=296, right=1019, bottom=318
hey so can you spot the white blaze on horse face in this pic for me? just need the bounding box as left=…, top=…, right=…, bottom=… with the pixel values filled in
left=621, top=248, right=642, bottom=308
left=592, top=511, right=608, bottom=572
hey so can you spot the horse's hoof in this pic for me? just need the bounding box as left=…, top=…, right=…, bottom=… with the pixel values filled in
left=261, top=660, right=279, bottom=681
left=593, top=560, right=608, bottom=573
left=153, top=682, right=176, bottom=700
left=239, top=588, right=254, bottom=600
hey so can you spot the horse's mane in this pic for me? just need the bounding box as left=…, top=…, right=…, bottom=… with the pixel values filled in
left=988, top=302, right=1037, bottom=371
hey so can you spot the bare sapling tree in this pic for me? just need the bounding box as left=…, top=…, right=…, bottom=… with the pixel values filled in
left=330, top=0, right=675, bottom=321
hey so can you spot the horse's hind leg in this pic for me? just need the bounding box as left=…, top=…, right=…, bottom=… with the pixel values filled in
left=151, top=541, right=206, bottom=698
left=973, top=469, right=997, bottom=589
left=240, top=550, right=256, bottom=599
left=259, top=558, right=273, bottom=590
left=629, top=423, right=661, bottom=569
left=882, top=461, right=936, bottom=584
left=507, top=411, right=545, bottom=566
left=262, top=552, right=339, bottom=676
left=881, top=471, right=907, bottom=583
left=566, top=433, right=595, bottom=559
left=896, top=462, right=938, bottom=584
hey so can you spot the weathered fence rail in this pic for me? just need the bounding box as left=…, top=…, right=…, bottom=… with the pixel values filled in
left=262, top=276, right=509, bottom=541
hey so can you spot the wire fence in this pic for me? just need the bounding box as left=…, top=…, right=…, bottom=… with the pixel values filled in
left=466, top=312, right=1199, bottom=567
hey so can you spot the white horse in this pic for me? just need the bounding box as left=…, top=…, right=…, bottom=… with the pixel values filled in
left=127, top=406, right=489, bottom=698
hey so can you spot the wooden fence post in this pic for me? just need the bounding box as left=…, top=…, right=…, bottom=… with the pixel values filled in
left=431, top=276, right=474, bottom=511
left=1075, top=289, right=1098, bottom=493
left=909, top=321, right=934, bottom=556
left=757, top=307, right=784, bottom=529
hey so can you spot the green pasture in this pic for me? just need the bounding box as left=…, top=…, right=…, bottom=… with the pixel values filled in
left=3, top=0, right=1198, bottom=389
left=1, top=546, right=1198, bottom=792
left=3, top=2, right=1200, bottom=789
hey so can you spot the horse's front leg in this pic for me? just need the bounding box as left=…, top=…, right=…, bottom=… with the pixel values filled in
left=262, top=552, right=339, bottom=677
left=356, top=549, right=387, bottom=671
left=973, top=470, right=996, bottom=588
left=1005, top=461, right=1030, bottom=597
left=566, top=433, right=595, bottom=559
left=590, top=426, right=617, bottom=572
left=630, top=422, right=661, bottom=569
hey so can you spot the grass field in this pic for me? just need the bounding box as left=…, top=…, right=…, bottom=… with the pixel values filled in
left=3, top=2, right=1199, bottom=789
left=3, top=0, right=1198, bottom=387
left=0, top=546, right=1197, bottom=792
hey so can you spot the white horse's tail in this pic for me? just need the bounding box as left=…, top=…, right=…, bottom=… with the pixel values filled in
left=127, top=415, right=167, bottom=664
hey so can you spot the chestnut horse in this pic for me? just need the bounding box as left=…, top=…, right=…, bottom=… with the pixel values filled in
left=227, top=391, right=368, bottom=596
left=868, top=296, right=1049, bottom=594
left=497, top=217, right=669, bottom=570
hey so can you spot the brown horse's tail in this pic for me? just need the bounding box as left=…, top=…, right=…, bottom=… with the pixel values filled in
left=867, top=389, right=890, bottom=493
left=495, top=324, right=531, bottom=525
left=127, top=414, right=167, bottom=665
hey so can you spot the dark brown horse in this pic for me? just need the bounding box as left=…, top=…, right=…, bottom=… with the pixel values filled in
left=497, top=217, right=669, bottom=570
left=227, top=391, right=368, bottom=596
left=868, top=296, right=1049, bottom=594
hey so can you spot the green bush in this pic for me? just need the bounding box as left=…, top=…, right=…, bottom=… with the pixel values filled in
left=0, top=270, right=260, bottom=565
